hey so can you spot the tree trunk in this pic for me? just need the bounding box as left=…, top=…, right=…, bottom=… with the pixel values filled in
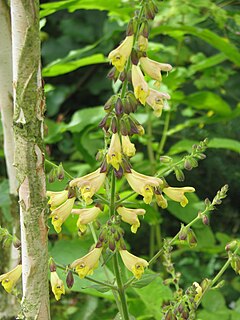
left=10, top=0, right=50, bottom=318
left=0, top=1, right=20, bottom=318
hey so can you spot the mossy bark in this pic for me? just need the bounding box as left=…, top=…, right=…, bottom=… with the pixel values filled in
left=10, top=0, right=50, bottom=319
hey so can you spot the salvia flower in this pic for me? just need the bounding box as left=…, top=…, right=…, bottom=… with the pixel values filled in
left=140, top=57, right=172, bottom=87
left=50, top=271, right=65, bottom=301
left=146, top=89, right=171, bottom=117
left=69, top=168, right=106, bottom=205
left=122, top=135, right=136, bottom=157
left=108, top=35, right=134, bottom=72
left=117, top=206, right=145, bottom=233
left=72, top=206, right=102, bottom=233
left=125, top=169, right=163, bottom=204
left=155, top=193, right=168, bottom=209
left=46, top=190, right=69, bottom=209
left=119, top=250, right=148, bottom=279
left=106, top=133, right=122, bottom=170
left=132, top=64, right=150, bottom=105
left=70, top=247, right=103, bottom=279
left=0, top=264, right=22, bottom=293
left=163, top=186, right=195, bottom=207
left=138, top=35, right=148, bottom=52
left=50, top=197, right=76, bottom=233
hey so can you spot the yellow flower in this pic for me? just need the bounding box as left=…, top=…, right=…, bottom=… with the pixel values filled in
left=0, top=264, right=22, bottom=293
left=119, top=250, right=148, bottom=279
left=122, top=135, right=136, bottom=157
left=72, top=206, right=102, bottom=233
left=146, top=89, right=171, bottom=117
left=125, top=169, right=163, bottom=204
left=69, top=168, right=106, bottom=205
left=117, top=206, right=145, bottom=233
left=106, top=133, right=122, bottom=170
left=193, top=282, right=203, bottom=302
left=163, top=186, right=195, bottom=207
left=50, top=197, right=76, bottom=233
left=46, top=190, right=68, bottom=209
left=155, top=193, right=168, bottom=209
left=137, top=35, right=148, bottom=52
left=70, top=247, right=103, bottom=279
left=132, top=64, right=150, bottom=105
left=108, top=35, right=134, bottom=72
left=140, top=57, right=172, bottom=86
left=50, top=271, right=65, bottom=301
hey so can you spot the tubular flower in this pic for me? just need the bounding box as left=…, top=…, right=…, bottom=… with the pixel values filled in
left=146, top=89, right=171, bottom=118
left=140, top=57, right=172, bottom=86
left=72, top=206, right=102, bottom=233
left=137, top=35, right=148, bottom=52
left=125, top=169, right=163, bottom=204
left=108, top=35, right=134, bottom=72
left=50, top=271, right=65, bottom=301
left=50, top=197, right=76, bottom=233
left=70, top=247, right=103, bottom=279
left=69, top=168, right=106, bottom=205
left=132, top=64, right=150, bottom=105
left=117, top=206, right=145, bottom=233
left=0, top=264, right=22, bottom=293
left=122, top=135, right=136, bottom=157
left=119, top=250, right=149, bottom=279
left=106, top=133, right=122, bottom=170
left=46, top=190, right=68, bottom=209
left=163, top=186, right=195, bottom=207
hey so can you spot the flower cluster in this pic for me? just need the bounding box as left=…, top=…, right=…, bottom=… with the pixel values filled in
left=45, top=5, right=196, bottom=301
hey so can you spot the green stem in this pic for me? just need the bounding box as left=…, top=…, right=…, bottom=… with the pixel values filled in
left=196, top=247, right=239, bottom=307
left=156, top=158, right=184, bottom=178
left=116, top=191, right=136, bottom=205
left=113, top=253, right=130, bottom=320
left=157, top=111, right=170, bottom=157
left=149, top=225, right=155, bottom=258
left=110, top=170, right=116, bottom=215
left=45, top=158, right=74, bottom=180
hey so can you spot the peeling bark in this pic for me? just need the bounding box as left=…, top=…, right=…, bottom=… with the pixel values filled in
left=10, top=0, right=50, bottom=319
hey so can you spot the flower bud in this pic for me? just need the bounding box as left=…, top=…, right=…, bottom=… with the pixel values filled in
left=127, top=91, right=139, bottom=113
left=57, top=163, right=65, bottom=180
left=122, top=158, right=132, bottom=173
left=111, top=116, right=118, bottom=133
left=119, top=70, right=127, bottom=82
left=49, top=258, right=57, bottom=272
left=99, top=115, right=109, bottom=129
left=196, top=153, right=206, bottom=160
left=189, top=158, right=198, bottom=168
left=160, top=156, right=172, bottom=163
left=174, top=167, right=185, bottom=182
left=128, top=117, right=139, bottom=135
left=115, top=98, right=124, bottom=117
left=126, top=18, right=137, bottom=36
left=225, top=240, right=238, bottom=252
left=12, top=236, right=21, bottom=249
left=114, top=166, right=124, bottom=179
left=131, top=49, right=139, bottom=65
left=66, top=270, right=74, bottom=289
left=139, top=20, right=149, bottom=38
left=104, top=95, right=117, bottom=112
left=202, top=214, right=209, bottom=225
left=48, top=169, right=56, bottom=183
left=120, top=118, right=129, bottom=136
left=122, top=97, right=132, bottom=114
left=144, top=0, right=158, bottom=20
left=100, top=158, right=107, bottom=173
left=179, top=224, right=188, bottom=241
left=107, top=67, right=119, bottom=82
left=231, top=255, right=240, bottom=275
left=184, top=159, right=192, bottom=171
left=187, top=228, right=197, bottom=248
left=109, top=238, right=116, bottom=252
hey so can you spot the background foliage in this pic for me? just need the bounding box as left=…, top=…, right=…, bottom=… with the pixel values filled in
left=0, top=0, right=239, bottom=319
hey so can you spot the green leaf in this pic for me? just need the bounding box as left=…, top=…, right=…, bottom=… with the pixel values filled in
left=65, top=106, right=105, bottom=133
left=151, top=25, right=240, bottom=66
left=186, top=91, right=231, bottom=116
left=202, top=290, right=226, bottom=312
left=189, top=53, right=227, bottom=73
left=131, top=273, right=160, bottom=289
left=42, top=53, right=107, bottom=77
left=40, top=0, right=134, bottom=20
left=208, top=138, right=240, bottom=153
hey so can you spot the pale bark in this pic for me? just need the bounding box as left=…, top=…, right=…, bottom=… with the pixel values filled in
left=10, top=0, right=50, bottom=319
left=0, top=2, right=20, bottom=318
